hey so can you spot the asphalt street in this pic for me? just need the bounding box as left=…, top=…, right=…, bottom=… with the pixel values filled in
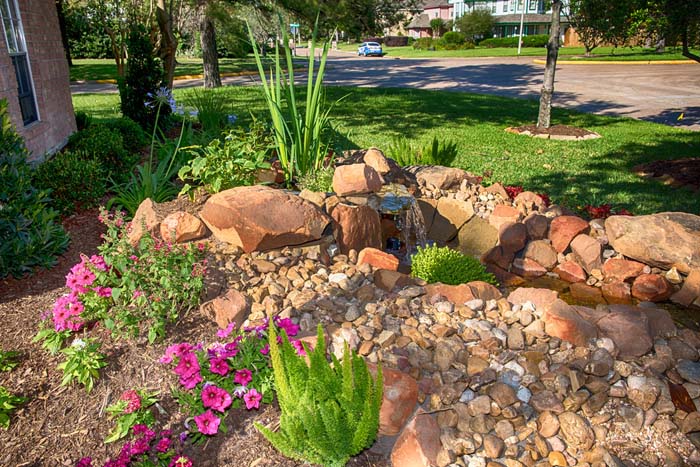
left=71, top=50, right=700, bottom=130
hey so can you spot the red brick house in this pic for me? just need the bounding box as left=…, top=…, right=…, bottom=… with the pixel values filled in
left=0, top=0, right=75, bottom=160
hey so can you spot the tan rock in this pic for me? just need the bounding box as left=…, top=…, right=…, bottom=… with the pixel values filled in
left=543, top=299, right=598, bottom=347
left=128, top=198, right=161, bottom=246
left=631, top=274, right=672, bottom=302
left=523, top=240, right=558, bottom=270
left=570, top=234, right=602, bottom=274
left=332, top=203, right=382, bottom=255
left=160, top=211, right=207, bottom=243
left=425, top=283, right=476, bottom=305
left=200, top=289, right=249, bottom=329
left=375, top=269, right=414, bottom=292
left=429, top=198, right=475, bottom=243
left=511, top=257, right=547, bottom=278
left=514, top=191, right=547, bottom=211
left=357, top=247, right=399, bottom=271
left=596, top=307, right=652, bottom=358
left=200, top=186, right=330, bottom=252
left=548, top=216, right=590, bottom=253
left=332, top=163, right=383, bottom=196
left=524, top=212, right=550, bottom=240
left=407, top=165, right=476, bottom=191
left=489, top=205, right=522, bottom=232
left=554, top=261, right=587, bottom=283
left=455, top=216, right=498, bottom=258
left=507, top=287, right=559, bottom=311
left=671, top=269, right=700, bottom=307
left=602, top=258, right=645, bottom=283
left=468, top=281, right=502, bottom=301
left=363, top=148, right=391, bottom=175
left=391, top=410, right=442, bottom=467
left=417, top=198, right=438, bottom=233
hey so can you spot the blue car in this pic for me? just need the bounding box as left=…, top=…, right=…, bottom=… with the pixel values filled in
left=358, top=42, right=383, bottom=57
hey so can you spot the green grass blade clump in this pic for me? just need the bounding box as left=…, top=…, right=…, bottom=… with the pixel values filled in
left=257, top=323, right=382, bottom=467
left=411, top=244, right=498, bottom=285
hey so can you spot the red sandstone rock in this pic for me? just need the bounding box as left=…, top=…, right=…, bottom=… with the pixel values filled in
left=543, top=299, right=598, bottom=347
left=128, top=198, right=160, bottom=246
left=548, top=216, right=590, bottom=253
left=468, top=281, right=502, bottom=301
left=631, top=274, right=673, bottom=302
left=357, top=247, right=399, bottom=271
left=332, top=163, right=383, bottom=196
left=514, top=191, right=547, bottom=211
left=363, top=148, right=391, bottom=175
left=332, top=203, right=382, bottom=255
left=489, top=205, right=523, bottom=232
left=602, top=258, right=645, bottom=283
left=498, top=222, right=528, bottom=253
left=507, top=287, right=559, bottom=311
left=160, top=211, right=207, bottom=243
left=481, top=245, right=514, bottom=270
left=554, top=261, right=587, bottom=283
left=486, top=264, right=526, bottom=287
left=601, top=281, right=632, bottom=304
left=672, top=269, right=700, bottom=307
left=374, top=269, right=414, bottom=292
left=570, top=283, right=606, bottom=305
left=570, top=234, right=602, bottom=274
left=425, top=283, right=476, bottom=305
left=200, top=289, right=249, bottom=329
left=596, top=308, right=652, bottom=358
left=200, top=186, right=330, bottom=252
left=391, top=410, right=441, bottom=467
left=368, top=364, right=419, bottom=436
left=523, top=240, right=558, bottom=270
left=511, top=257, right=547, bottom=278
left=632, top=306, right=676, bottom=338
left=524, top=212, right=550, bottom=240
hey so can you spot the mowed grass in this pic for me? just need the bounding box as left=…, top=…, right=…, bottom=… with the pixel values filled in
left=73, top=86, right=700, bottom=215
left=338, top=43, right=697, bottom=61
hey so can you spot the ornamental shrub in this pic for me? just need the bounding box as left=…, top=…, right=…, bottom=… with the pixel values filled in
left=411, top=244, right=497, bottom=285
left=436, top=31, right=466, bottom=50
left=33, top=150, right=107, bottom=215
left=0, top=99, right=69, bottom=279
left=257, top=323, right=383, bottom=467
left=67, top=124, right=138, bottom=183
left=103, top=117, right=148, bottom=153
left=412, top=37, right=435, bottom=50
left=480, top=34, right=548, bottom=48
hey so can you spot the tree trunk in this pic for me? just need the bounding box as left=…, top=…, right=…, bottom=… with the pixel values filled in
left=200, top=12, right=221, bottom=88
left=156, top=0, right=178, bottom=88
left=55, top=0, right=72, bottom=66
left=537, top=0, right=562, bottom=129
left=681, top=27, right=700, bottom=63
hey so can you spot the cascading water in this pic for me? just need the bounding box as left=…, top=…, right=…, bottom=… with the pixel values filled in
left=375, top=184, right=428, bottom=263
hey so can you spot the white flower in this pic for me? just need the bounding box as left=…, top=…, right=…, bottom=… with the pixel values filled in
left=71, top=338, right=86, bottom=349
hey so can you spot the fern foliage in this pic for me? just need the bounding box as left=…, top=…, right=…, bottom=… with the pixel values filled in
left=257, top=323, right=383, bottom=467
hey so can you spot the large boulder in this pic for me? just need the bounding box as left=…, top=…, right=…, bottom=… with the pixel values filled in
left=543, top=299, right=598, bottom=347
left=200, top=186, right=330, bottom=253
left=332, top=163, right=383, bottom=196
left=405, top=165, right=478, bottom=190
left=128, top=198, right=161, bottom=246
left=160, top=211, right=208, bottom=243
left=507, top=287, right=559, bottom=311
left=570, top=234, right=602, bottom=274
left=331, top=203, right=383, bottom=255
left=200, top=289, right=249, bottom=329
left=390, top=410, right=441, bottom=467
left=549, top=216, right=590, bottom=253
left=369, top=365, right=419, bottom=436
left=596, top=306, right=653, bottom=358
left=428, top=198, right=474, bottom=243
left=455, top=216, right=498, bottom=258
left=605, top=213, right=700, bottom=274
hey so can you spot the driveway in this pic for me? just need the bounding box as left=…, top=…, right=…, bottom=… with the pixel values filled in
left=71, top=51, right=700, bottom=130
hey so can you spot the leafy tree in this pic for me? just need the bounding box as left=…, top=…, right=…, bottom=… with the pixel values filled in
left=566, top=0, right=636, bottom=55
left=456, top=8, right=494, bottom=43
left=630, top=0, right=700, bottom=62
left=430, top=18, right=445, bottom=38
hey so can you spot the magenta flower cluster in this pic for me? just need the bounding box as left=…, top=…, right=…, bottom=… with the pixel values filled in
left=51, top=255, right=111, bottom=332
left=75, top=425, right=191, bottom=467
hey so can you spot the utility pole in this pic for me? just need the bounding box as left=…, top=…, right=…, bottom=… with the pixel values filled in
left=517, top=0, right=529, bottom=56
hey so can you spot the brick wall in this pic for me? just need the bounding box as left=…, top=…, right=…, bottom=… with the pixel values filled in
left=0, top=0, right=76, bottom=161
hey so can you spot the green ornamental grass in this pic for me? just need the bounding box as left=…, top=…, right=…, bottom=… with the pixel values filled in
left=411, top=244, right=498, bottom=285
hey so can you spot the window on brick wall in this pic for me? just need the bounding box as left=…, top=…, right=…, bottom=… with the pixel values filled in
left=1, top=0, right=38, bottom=126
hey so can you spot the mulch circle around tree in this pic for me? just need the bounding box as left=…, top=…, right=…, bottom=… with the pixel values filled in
left=633, top=158, right=700, bottom=192
left=505, top=124, right=601, bottom=140
left=0, top=208, right=389, bottom=467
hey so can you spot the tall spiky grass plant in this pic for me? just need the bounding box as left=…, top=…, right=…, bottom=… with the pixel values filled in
left=256, top=323, right=383, bottom=467
left=247, top=17, right=333, bottom=186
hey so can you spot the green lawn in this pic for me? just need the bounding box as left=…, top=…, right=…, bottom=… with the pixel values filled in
left=69, top=56, right=305, bottom=82
left=73, top=86, right=700, bottom=215
left=338, top=43, right=697, bottom=61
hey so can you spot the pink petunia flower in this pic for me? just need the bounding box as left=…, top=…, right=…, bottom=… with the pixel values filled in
left=120, top=390, right=141, bottom=414
left=243, top=388, right=262, bottom=410
left=201, top=385, right=232, bottom=412
left=173, top=352, right=200, bottom=378
left=169, top=455, right=193, bottom=467
left=194, top=410, right=221, bottom=435
left=180, top=371, right=202, bottom=390
left=216, top=322, right=235, bottom=339
left=209, top=357, right=229, bottom=376
left=234, top=369, right=252, bottom=386
left=155, top=436, right=171, bottom=453
left=275, top=318, right=300, bottom=337
left=259, top=344, right=270, bottom=355
left=291, top=339, right=307, bottom=356
left=93, top=286, right=112, bottom=298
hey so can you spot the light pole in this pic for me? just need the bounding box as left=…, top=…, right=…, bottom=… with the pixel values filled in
left=517, top=0, right=529, bottom=56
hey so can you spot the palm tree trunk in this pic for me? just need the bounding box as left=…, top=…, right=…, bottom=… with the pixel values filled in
left=537, top=0, right=562, bottom=129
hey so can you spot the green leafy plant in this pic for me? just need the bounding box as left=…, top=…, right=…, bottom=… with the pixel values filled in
left=33, top=150, right=107, bottom=215
left=104, top=117, right=148, bottom=153
left=0, top=386, right=26, bottom=429
left=411, top=244, right=497, bottom=285
left=33, top=327, right=72, bottom=355
left=67, top=124, right=137, bottom=184
left=105, top=389, right=158, bottom=443
left=56, top=337, right=107, bottom=392
left=296, top=165, right=334, bottom=192
left=0, top=99, right=69, bottom=279
left=387, top=135, right=458, bottom=167
left=74, top=111, right=92, bottom=131
left=0, top=351, right=20, bottom=372
left=256, top=323, right=383, bottom=467
left=183, top=87, right=232, bottom=133
left=178, top=120, right=272, bottom=196
left=248, top=17, right=334, bottom=186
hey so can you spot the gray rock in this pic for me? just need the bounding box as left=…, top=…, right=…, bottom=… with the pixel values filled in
left=677, top=359, right=700, bottom=384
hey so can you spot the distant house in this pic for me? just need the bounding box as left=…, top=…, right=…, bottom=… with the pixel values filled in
left=407, top=0, right=454, bottom=38
left=0, top=0, right=75, bottom=160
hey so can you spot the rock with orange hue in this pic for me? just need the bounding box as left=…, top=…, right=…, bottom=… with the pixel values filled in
left=602, top=258, right=645, bottom=283
left=523, top=240, right=558, bottom=270
left=368, top=364, right=419, bottom=436
left=468, top=281, right=502, bottom=301
left=391, top=410, right=441, bottom=467
left=128, top=198, right=161, bottom=246
left=549, top=216, right=590, bottom=253
left=200, top=289, right=249, bottom=329
left=631, top=274, right=673, bottom=302
left=363, top=148, right=391, bottom=175
left=331, top=203, right=382, bottom=255
left=543, top=299, right=598, bottom=347
left=160, top=211, right=208, bottom=243
left=511, top=257, right=547, bottom=278
left=498, top=222, right=528, bottom=253
left=507, top=287, right=559, bottom=311
left=489, top=205, right=522, bottom=232
left=570, top=283, right=606, bottom=305
left=357, top=247, right=399, bottom=271
left=425, top=283, right=476, bottom=305
left=570, top=234, right=602, bottom=274
left=601, top=281, right=632, bottom=304
left=672, top=269, right=700, bottom=307
left=524, top=212, right=550, bottom=240
left=486, top=182, right=509, bottom=200
left=554, top=261, right=587, bottom=283
left=200, top=186, right=330, bottom=253
left=514, top=191, right=547, bottom=211
left=408, top=165, right=477, bottom=191
left=486, top=264, right=526, bottom=287
left=596, top=307, right=652, bottom=358
left=481, top=245, right=514, bottom=270
left=332, top=163, right=383, bottom=196
left=374, top=269, right=414, bottom=292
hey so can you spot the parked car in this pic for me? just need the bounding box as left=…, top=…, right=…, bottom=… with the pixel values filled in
left=357, top=42, right=383, bottom=57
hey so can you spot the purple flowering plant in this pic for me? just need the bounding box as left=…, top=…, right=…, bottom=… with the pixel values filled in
left=163, top=317, right=305, bottom=444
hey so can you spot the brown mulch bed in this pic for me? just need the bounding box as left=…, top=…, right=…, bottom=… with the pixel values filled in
left=633, top=158, right=700, bottom=191
left=506, top=124, right=600, bottom=139
left=0, top=209, right=389, bottom=467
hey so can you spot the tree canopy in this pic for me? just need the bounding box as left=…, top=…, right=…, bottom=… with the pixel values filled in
left=456, top=8, right=494, bottom=44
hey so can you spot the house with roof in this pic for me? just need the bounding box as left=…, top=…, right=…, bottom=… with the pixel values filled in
left=0, top=0, right=75, bottom=160
left=406, top=0, right=454, bottom=38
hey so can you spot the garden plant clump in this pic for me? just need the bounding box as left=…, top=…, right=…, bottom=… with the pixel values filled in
left=411, top=243, right=498, bottom=285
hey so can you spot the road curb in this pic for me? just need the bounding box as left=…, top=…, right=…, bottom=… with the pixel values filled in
left=532, top=58, right=697, bottom=65
left=71, top=69, right=307, bottom=86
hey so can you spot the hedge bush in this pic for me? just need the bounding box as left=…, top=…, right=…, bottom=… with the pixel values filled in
left=436, top=32, right=475, bottom=50
left=0, top=99, right=69, bottom=279
left=480, top=34, right=548, bottom=48
left=412, top=37, right=435, bottom=50
left=67, top=124, right=139, bottom=183
left=103, top=117, right=148, bottom=153
left=383, top=36, right=409, bottom=47
left=33, top=150, right=107, bottom=215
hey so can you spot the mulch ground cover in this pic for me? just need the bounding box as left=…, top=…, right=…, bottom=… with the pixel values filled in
left=0, top=209, right=388, bottom=467
left=633, top=158, right=700, bottom=192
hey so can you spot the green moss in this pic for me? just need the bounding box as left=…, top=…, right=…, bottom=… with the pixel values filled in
left=411, top=244, right=497, bottom=285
